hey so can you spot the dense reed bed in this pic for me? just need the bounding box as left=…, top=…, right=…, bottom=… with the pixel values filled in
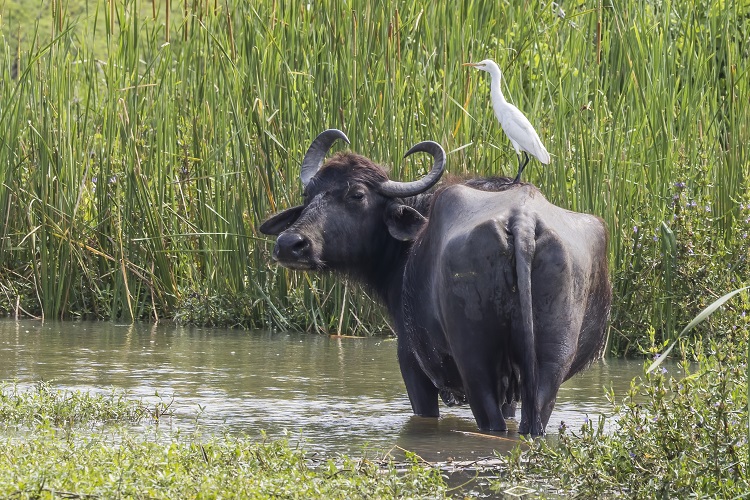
left=0, top=0, right=747, bottom=353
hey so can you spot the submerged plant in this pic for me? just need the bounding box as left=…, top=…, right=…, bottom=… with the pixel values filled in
left=0, top=382, right=447, bottom=498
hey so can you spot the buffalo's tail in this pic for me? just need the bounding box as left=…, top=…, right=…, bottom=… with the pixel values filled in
left=512, top=216, right=538, bottom=429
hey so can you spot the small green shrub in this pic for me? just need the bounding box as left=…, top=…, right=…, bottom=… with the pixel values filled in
left=499, top=327, right=750, bottom=498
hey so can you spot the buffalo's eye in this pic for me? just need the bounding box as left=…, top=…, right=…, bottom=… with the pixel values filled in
left=348, top=191, right=365, bottom=201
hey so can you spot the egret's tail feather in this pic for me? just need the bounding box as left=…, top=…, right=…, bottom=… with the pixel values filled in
left=535, top=146, right=551, bottom=164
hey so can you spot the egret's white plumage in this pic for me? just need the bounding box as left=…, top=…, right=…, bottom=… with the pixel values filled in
left=464, top=59, right=550, bottom=183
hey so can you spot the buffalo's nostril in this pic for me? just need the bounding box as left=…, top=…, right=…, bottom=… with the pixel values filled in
left=275, top=232, right=310, bottom=261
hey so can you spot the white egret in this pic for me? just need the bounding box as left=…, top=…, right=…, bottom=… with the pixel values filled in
left=464, top=59, right=550, bottom=183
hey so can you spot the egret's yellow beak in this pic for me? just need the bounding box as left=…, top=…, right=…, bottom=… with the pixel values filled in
left=463, top=62, right=481, bottom=67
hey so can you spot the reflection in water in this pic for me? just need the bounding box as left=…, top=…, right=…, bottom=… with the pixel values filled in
left=0, top=320, right=650, bottom=461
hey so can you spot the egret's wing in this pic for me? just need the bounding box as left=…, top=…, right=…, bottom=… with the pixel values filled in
left=501, top=105, right=550, bottom=164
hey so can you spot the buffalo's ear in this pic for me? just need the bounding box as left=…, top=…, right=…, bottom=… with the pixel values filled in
left=259, top=206, right=304, bottom=235
left=385, top=203, right=427, bottom=241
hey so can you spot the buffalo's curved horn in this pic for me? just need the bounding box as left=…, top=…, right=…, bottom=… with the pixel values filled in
left=300, top=129, right=350, bottom=186
left=378, top=141, right=446, bottom=198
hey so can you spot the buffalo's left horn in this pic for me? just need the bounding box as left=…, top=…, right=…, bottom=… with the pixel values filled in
left=300, top=129, right=350, bottom=186
left=378, top=141, right=446, bottom=198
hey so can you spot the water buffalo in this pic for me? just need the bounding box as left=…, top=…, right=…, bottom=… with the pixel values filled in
left=260, top=129, right=611, bottom=435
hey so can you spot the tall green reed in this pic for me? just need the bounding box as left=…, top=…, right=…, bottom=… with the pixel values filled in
left=0, top=0, right=746, bottom=350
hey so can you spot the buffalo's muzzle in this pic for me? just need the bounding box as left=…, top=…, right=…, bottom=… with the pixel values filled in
left=273, top=232, right=311, bottom=266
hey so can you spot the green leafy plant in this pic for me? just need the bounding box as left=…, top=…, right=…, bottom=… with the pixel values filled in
left=497, top=297, right=750, bottom=498
left=0, top=381, right=167, bottom=426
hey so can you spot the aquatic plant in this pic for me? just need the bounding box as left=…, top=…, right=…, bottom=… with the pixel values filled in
left=0, top=381, right=448, bottom=498
left=0, top=427, right=447, bottom=499
left=0, top=381, right=168, bottom=426
left=497, top=314, right=750, bottom=498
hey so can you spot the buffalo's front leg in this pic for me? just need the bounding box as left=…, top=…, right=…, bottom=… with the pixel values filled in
left=397, top=339, right=439, bottom=417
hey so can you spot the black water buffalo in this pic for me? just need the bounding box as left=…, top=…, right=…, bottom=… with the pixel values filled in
left=260, top=129, right=611, bottom=435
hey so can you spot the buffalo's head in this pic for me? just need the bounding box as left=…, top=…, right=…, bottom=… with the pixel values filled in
left=259, top=129, right=445, bottom=277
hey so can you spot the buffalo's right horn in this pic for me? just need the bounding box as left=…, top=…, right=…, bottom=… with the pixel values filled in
left=300, top=129, right=350, bottom=186
left=378, top=141, right=446, bottom=198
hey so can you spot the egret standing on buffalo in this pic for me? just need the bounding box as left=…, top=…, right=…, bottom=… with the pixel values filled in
left=464, top=59, right=550, bottom=183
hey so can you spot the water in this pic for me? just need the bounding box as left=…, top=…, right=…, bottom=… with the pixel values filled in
left=0, top=319, right=648, bottom=462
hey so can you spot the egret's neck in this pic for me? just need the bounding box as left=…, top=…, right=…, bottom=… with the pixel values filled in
left=487, top=66, right=507, bottom=106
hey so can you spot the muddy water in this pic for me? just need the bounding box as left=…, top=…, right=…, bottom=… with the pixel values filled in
left=0, top=320, right=648, bottom=461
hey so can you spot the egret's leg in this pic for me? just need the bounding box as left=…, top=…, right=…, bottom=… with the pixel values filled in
left=513, top=152, right=530, bottom=184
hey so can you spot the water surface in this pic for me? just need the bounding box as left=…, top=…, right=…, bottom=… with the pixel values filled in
left=0, top=320, right=649, bottom=461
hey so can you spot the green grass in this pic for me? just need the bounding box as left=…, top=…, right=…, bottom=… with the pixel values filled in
left=0, top=434, right=447, bottom=499
left=0, top=381, right=170, bottom=425
left=0, top=0, right=746, bottom=352
left=0, top=382, right=448, bottom=498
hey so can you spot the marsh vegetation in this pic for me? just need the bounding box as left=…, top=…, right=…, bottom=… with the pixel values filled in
left=0, top=0, right=745, bottom=351
left=0, top=0, right=748, bottom=497
left=0, top=385, right=447, bottom=499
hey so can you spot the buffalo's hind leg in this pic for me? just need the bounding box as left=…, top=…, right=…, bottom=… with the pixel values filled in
left=457, top=356, right=507, bottom=432
left=518, top=353, right=571, bottom=435
left=440, top=222, right=512, bottom=431
left=445, top=333, right=507, bottom=431
left=536, top=357, right=571, bottom=433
